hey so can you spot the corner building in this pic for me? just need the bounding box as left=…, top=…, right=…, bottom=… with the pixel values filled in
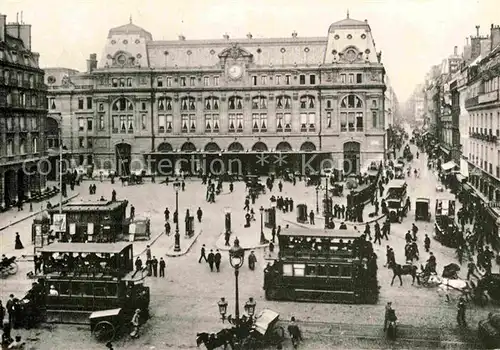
left=46, top=15, right=387, bottom=176
left=0, top=14, right=48, bottom=208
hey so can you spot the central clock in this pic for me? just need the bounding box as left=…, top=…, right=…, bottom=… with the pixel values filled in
left=228, top=64, right=243, bottom=79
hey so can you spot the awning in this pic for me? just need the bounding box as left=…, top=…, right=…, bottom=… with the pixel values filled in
left=440, top=145, right=451, bottom=155
left=441, top=161, right=457, bottom=171
left=460, top=159, right=469, bottom=178
left=455, top=173, right=467, bottom=182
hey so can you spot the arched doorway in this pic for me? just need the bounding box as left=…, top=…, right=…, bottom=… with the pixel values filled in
left=157, top=142, right=173, bottom=152
left=3, top=170, right=15, bottom=207
left=252, top=142, right=268, bottom=152
left=343, top=142, right=360, bottom=175
left=228, top=142, right=244, bottom=152
left=179, top=142, right=197, bottom=175
left=204, top=142, right=222, bottom=175
left=204, top=142, right=221, bottom=153
left=116, top=143, right=131, bottom=176
left=16, top=169, right=25, bottom=202
left=276, top=142, right=292, bottom=152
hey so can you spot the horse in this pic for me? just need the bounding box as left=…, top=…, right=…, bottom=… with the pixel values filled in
left=196, top=329, right=235, bottom=350
left=388, top=261, right=419, bottom=286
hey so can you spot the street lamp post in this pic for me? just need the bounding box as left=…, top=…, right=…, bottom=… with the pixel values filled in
left=259, top=206, right=265, bottom=244
left=315, top=186, right=319, bottom=214
left=224, top=207, right=231, bottom=234
left=324, top=175, right=330, bottom=229
left=173, top=181, right=181, bottom=252
left=270, top=201, right=277, bottom=230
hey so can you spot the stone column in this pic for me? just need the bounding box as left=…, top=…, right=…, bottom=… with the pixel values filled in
left=25, top=173, right=32, bottom=200
left=0, top=172, right=4, bottom=208
left=12, top=173, right=18, bottom=203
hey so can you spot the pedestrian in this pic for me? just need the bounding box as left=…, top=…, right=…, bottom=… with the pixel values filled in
left=14, top=233, right=23, bottom=250
left=244, top=198, right=250, bottom=211
left=181, top=180, right=185, bottom=191
left=197, top=207, right=203, bottom=223
left=309, top=210, right=315, bottom=225
left=424, top=234, right=431, bottom=252
left=364, top=223, right=372, bottom=241
left=248, top=251, right=257, bottom=270
left=287, top=317, right=303, bottom=349
left=135, top=257, right=142, bottom=271
left=0, top=300, right=4, bottom=325
left=111, top=189, right=117, bottom=202
left=374, top=228, right=382, bottom=245
left=198, top=244, right=207, bottom=263
left=146, top=245, right=152, bottom=261
left=457, top=297, right=467, bottom=326
left=105, top=342, right=114, bottom=350
left=130, top=205, right=135, bottom=220
left=278, top=181, right=283, bottom=192
left=412, top=223, right=419, bottom=241
left=229, top=182, right=234, bottom=193
left=159, top=257, right=166, bottom=277
left=151, top=256, right=158, bottom=277
left=164, top=221, right=171, bottom=235
left=164, top=207, right=170, bottom=221
left=130, top=309, right=141, bottom=338
left=467, top=259, right=479, bottom=280
left=214, top=250, right=222, bottom=272
left=207, top=250, right=215, bottom=272
left=6, top=294, right=15, bottom=326
left=271, top=227, right=276, bottom=243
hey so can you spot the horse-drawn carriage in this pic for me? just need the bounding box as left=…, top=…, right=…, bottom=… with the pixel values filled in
left=120, top=173, right=144, bottom=186
left=245, top=175, right=266, bottom=195
left=330, top=183, right=344, bottom=197
left=0, top=256, right=18, bottom=278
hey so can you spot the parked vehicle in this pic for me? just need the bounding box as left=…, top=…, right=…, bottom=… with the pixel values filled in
left=385, top=180, right=409, bottom=223
left=415, top=198, right=431, bottom=221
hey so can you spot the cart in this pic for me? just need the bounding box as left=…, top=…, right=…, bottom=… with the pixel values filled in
left=415, top=197, right=431, bottom=221
left=90, top=308, right=123, bottom=342
left=242, top=309, right=285, bottom=348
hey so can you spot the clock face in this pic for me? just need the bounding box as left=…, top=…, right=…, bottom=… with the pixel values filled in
left=228, top=65, right=243, bottom=79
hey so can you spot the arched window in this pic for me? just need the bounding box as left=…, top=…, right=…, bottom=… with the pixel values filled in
left=111, top=97, right=134, bottom=134
left=339, top=95, right=363, bottom=132
left=300, top=95, right=315, bottom=109
left=158, top=97, right=173, bottom=111
left=252, top=96, right=267, bottom=109
left=204, top=96, right=219, bottom=110
left=180, top=96, right=196, bottom=111
left=228, top=96, right=243, bottom=110
left=32, top=137, right=38, bottom=153
left=19, top=138, right=26, bottom=154
left=276, top=95, right=292, bottom=109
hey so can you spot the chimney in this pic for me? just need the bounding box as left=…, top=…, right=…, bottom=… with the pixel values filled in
left=246, top=33, right=252, bottom=39
left=223, top=33, right=230, bottom=40
left=0, top=14, right=6, bottom=42
left=87, top=53, right=97, bottom=73
left=292, top=31, right=297, bottom=38
left=476, top=25, right=480, bottom=37
left=466, top=37, right=469, bottom=45
left=454, top=46, right=458, bottom=55
left=490, top=24, right=500, bottom=51
left=6, top=22, right=32, bottom=50
left=178, top=34, right=185, bottom=41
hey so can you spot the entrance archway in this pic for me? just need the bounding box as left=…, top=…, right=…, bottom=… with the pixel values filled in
left=3, top=170, right=15, bottom=207
left=181, top=142, right=196, bottom=152
left=276, top=142, right=292, bottom=152
left=300, top=142, right=316, bottom=152
left=343, top=141, right=360, bottom=175
left=228, top=142, right=244, bottom=152
left=17, top=169, right=25, bottom=202
left=252, top=142, right=268, bottom=152
left=157, top=142, right=173, bottom=152
left=116, top=143, right=131, bottom=176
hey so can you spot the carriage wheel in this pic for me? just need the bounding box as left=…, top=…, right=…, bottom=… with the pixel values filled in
left=93, top=321, right=116, bottom=342
left=270, top=326, right=285, bottom=345
left=7, top=262, right=18, bottom=275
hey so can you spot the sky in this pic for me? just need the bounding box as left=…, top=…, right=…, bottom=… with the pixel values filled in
left=2, top=0, right=497, bottom=102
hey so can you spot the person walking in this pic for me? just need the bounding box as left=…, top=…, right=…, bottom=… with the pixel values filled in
left=248, top=251, right=257, bottom=270
left=287, top=317, right=303, bottom=349
left=197, top=207, right=203, bottom=223
left=159, top=258, right=166, bottom=277
left=278, top=181, right=283, bottom=192
left=0, top=300, right=4, bottom=325
left=309, top=210, right=315, bottom=225
left=135, top=257, right=143, bottom=271
left=14, top=233, right=23, bottom=250
left=424, top=234, right=431, bottom=252
left=151, top=256, right=158, bottom=277
left=374, top=227, right=382, bottom=245
left=6, top=294, right=15, bottom=326
left=364, top=223, right=372, bottom=241
left=130, top=309, right=141, bottom=338
left=411, top=223, right=419, bottom=241
left=467, top=259, right=479, bottom=280
left=457, top=297, right=467, bottom=326
left=164, top=207, right=170, bottom=222
left=164, top=221, right=171, bottom=235
left=146, top=245, right=152, bottom=261
left=198, top=244, right=207, bottom=263
left=214, top=250, right=222, bottom=272
left=130, top=205, right=135, bottom=220
left=207, top=250, right=215, bottom=272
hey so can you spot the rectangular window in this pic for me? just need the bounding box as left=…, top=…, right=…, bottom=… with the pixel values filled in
left=50, top=98, right=56, bottom=110
left=140, top=76, right=147, bottom=85
left=299, top=75, right=306, bottom=85
left=356, top=112, right=363, bottom=131
left=260, top=114, right=267, bottom=131
left=98, top=103, right=104, bottom=112
left=190, top=77, right=196, bottom=86
left=252, top=76, right=257, bottom=86
left=252, top=114, right=259, bottom=132
left=293, top=264, right=305, bottom=277
left=78, top=98, right=84, bottom=110
left=214, top=76, right=219, bottom=86
left=261, top=76, right=267, bottom=85
left=283, top=264, right=293, bottom=276
left=127, top=115, right=134, bottom=133
left=285, top=75, right=291, bottom=85
left=166, top=115, right=173, bottom=132
left=87, top=119, right=93, bottom=131
left=189, top=114, right=196, bottom=132
left=99, top=115, right=105, bottom=130
left=236, top=114, right=243, bottom=132
left=275, top=75, right=281, bottom=85
left=356, top=73, right=362, bottom=83
left=166, top=77, right=172, bottom=87
left=180, top=77, right=186, bottom=86
left=213, top=115, right=220, bottom=132
left=284, top=113, right=291, bottom=131
left=326, top=112, right=332, bottom=128
left=157, top=77, right=163, bottom=87
left=229, top=114, right=236, bottom=132
left=347, top=112, right=355, bottom=131
left=340, top=112, right=347, bottom=131
left=87, top=137, right=93, bottom=148
left=300, top=113, right=307, bottom=131
left=141, top=114, right=147, bottom=130
left=112, top=116, right=118, bottom=133
left=79, top=137, right=85, bottom=148
left=372, top=111, right=377, bottom=128
left=78, top=119, right=85, bottom=132
left=20, top=116, right=26, bottom=130
left=340, top=74, right=346, bottom=83
left=276, top=114, right=284, bottom=131
left=310, top=75, right=316, bottom=84
left=205, top=114, right=212, bottom=132
left=86, top=97, right=92, bottom=109
left=348, top=74, right=354, bottom=84
left=372, top=99, right=377, bottom=108
left=119, top=78, right=125, bottom=87
left=308, top=113, right=315, bottom=130
left=204, top=76, right=209, bottom=86
left=127, top=78, right=132, bottom=87
left=6, top=139, right=13, bottom=156
left=159, top=115, right=166, bottom=133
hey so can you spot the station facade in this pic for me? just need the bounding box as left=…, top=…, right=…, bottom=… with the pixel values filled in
left=45, top=14, right=387, bottom=176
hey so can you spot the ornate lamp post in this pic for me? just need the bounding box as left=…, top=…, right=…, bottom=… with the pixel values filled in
left=315, top=186, right=320, bottom=214
left=244, top=297, right=256, bottom=320
left=259, top=206, right=265, bottom=244
left=173, top=181, right=181, bottom=252
left=229, top=238, right=244, bottom=323
left=324, top=175, right=330, bottom=229
left=217, top=297, right=228, bottom=322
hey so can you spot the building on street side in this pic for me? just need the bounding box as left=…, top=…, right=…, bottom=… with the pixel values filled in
left=0, top=13, right=48, bottom=209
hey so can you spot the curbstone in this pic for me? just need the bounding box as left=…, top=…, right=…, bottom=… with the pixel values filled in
left=134, top=231, right=165, bottom=257
left=0, top=193, right=80, bottom=232
left=165, top=229, right=202, bottom=257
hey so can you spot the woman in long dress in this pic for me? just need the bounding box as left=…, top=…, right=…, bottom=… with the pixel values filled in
left=14, top=232, right=23, bottom=250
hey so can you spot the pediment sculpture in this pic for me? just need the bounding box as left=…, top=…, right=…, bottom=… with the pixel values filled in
left=219, top=43, right=253, bottom=61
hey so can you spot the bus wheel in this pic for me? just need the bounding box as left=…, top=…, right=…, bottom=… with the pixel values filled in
left=284, top=288, right=296, bottom=301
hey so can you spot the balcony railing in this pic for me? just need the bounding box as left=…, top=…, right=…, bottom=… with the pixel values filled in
left=466, top=92, right=499, bottom=108
left=469, top=132, right=498, bottom=143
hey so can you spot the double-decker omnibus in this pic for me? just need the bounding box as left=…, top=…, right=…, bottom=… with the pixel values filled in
left=263, top=227, right=378, bottom=304
left=32, top=242, right=149, bottom=323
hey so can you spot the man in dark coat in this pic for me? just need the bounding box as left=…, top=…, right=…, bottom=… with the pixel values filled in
left=207, top=250, right=215, bottom=272
left=424, top=234, right=431, bottom=252
left=6, top=294, right=15, bottom=326
left=135, top=257, right=142, bottom=271
left=151, top=257, right=158, bottom=277
left=164, top=207, right=170, bottom=222
left=197, top=207, right=203, bottom=223
left=214, top=250, right=222, bottom=272
left=159, top=258, right=166, bottom=277
left=198, top=244, right=207, bottom=263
